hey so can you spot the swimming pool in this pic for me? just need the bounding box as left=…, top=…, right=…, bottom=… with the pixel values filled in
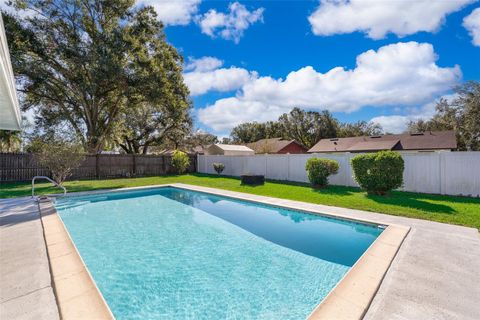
left=55, top=186, right=383, bottom=319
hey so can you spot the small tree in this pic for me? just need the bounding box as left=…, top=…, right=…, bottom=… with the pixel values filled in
left=305, top=158, right=339, bottom=188
left=213, top=163, right=225, bottom=175
left=350, top=151, right=404, bottom=195
left=34, top=141, right=85, bottom=185
left=171, top=150, right=190, bottom=174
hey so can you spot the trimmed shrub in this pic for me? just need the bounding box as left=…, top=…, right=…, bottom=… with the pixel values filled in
left=171, top=150, right=190, bottom=174
left=305, top=158, right=339, bottom=187
left=213, top=162, right=225, bottom=175
left=350, top=151, right=404, bottom=195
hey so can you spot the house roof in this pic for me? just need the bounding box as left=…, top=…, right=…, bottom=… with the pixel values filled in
left=211, top=144, right=254, bottom=152
left=155, top=146, right=204, bottom=155
left=246, top=138, right=302, bottom=153
left=345, top=139, right=400, bottom=152
left=308, top=131, right=457, bottom=153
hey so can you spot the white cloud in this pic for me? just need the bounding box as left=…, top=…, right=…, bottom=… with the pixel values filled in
left=183, top=56, right=257, bottom=95
left=370, top=115, right=413, bottom=134
left=185, top=56, right=223, bottom=72
left=370, top=106, right=435, bottom=134
left=197, top=2, right=264, bottom=43
left=139, top=0, right=201, bottom=26
left=308, top=0, right=476, bottom=39
left=198, top=42, right=461, bottom=132
left=197, top=98, right=284, bottom=131
left=184, top=67, right=256, bottom=96
left=463, top=7, right=480, bottom=46
left=370, top=94, right=457, bottom=133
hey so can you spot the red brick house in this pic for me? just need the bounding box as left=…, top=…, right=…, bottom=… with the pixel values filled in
left=246, top=138, right=307, bottom=154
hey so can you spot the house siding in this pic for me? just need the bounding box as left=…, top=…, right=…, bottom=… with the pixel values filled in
left=278, top=143, right=307, bottom=154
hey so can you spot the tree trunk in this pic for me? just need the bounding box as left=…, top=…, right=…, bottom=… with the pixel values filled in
left=142, top=142, right=150, bottom=155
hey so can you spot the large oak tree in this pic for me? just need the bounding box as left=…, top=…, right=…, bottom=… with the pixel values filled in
left=229, top=108, right=383, bottom=148
left=277, top=108, right=339, bottom=149
left=4, top=0, right=191, bottom=153
left=230, top=121, right=283, bottom=144
left=337, top=121, right=382, bottom=138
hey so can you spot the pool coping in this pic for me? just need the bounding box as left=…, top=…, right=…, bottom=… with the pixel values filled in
left=40, top=183, right=410, bottom=320
left=38, top=199, right=114, bottom=319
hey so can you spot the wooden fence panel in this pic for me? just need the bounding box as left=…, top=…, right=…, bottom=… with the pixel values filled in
left=0, top=153, right=197, bottom=183
left=71, top=155, right=96, bottom=180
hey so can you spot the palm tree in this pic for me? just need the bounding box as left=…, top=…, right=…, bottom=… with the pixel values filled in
left=0, top=130, right=22, bottom=152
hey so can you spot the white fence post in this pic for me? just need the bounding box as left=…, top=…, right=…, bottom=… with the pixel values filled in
left=287, top=153, right=290, bottom=181
left=439, top=152, right=445, bottom=195
left=264, top=154, right=267, bottom=177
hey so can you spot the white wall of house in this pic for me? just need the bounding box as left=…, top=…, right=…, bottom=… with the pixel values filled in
left=0, top=14, right=21, bottom=131
left=204, top=144, right=255, bottom=156
left=198, top=152, right=480, bottom=197
left=222, top=150, right=255, bottom=156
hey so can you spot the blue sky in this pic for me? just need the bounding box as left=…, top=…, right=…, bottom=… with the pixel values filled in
left=5, top=0, right=479, bottom=136
left=151, top=0, right=480, bottom=136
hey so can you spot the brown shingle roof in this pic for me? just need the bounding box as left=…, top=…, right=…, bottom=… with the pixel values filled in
left=308, top=131, right=457, bottom=153
left=345, top=139, right=400, bottom=152
left=246, top=138, right=303, bottom=154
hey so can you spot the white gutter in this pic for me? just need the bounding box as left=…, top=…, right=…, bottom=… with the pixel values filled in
left=0, top=14, right=21, bottom=131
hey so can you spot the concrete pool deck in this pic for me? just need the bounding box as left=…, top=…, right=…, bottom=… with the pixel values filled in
left=1, top=185, right=479, bottom=319
left=0, top=197, right=59, bottom=320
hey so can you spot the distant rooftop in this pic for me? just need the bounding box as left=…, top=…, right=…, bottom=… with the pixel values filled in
left=246, top=138, right=306, bottom=154
left=308, top=131, right=457, bottom=153
left=213, top=144, right=254, bottom=151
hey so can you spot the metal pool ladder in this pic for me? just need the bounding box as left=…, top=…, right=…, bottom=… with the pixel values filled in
left=31, top=176, right=67, bottom=198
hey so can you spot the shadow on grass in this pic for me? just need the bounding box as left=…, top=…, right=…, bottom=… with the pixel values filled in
left=191, top=173, right=241, bottom=180
left=366, top=193, right=456, bottom=214
left=309, top=185, right=357, bottom=196
left=264, top=179, right=359, bottom=196
left=195, top=175, right=357, bottom=194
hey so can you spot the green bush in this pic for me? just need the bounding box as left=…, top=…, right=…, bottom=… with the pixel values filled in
left=171, top=150, right=190, bottom=174
left=213, top=162, right=225, bottom=174
left=350, top=151, right=404, bottom=195
left=305, top=158, right=339, bottom=187
left=34, top=140, right=85, bottom=185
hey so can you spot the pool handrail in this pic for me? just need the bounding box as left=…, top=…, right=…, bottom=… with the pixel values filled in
left=32, top=176, right=66, bottom=198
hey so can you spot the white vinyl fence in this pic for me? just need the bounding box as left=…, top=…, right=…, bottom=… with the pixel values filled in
left=198, top=152, right=480, bottom=197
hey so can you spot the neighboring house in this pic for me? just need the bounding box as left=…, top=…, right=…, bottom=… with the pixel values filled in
left=0, top=15, right=21, bottom=131
left=191, top=146, right=205, bottom=155
left=154, top=146, right=204, bottom=156
left=308, top=131, right=457, bottom=153
left=204, top=144, right=255, bottom=156
left=246, top=138, right=307, bottom=154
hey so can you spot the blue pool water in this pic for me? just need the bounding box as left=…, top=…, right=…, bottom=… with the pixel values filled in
left=56, top=187, right=382, bottom=319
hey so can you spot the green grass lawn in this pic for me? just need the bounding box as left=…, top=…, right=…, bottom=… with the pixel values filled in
left=1, top=173, right=479, bottom=229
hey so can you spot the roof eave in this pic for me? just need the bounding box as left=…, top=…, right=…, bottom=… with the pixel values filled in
left=0, top=14, right=22, bottom=131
